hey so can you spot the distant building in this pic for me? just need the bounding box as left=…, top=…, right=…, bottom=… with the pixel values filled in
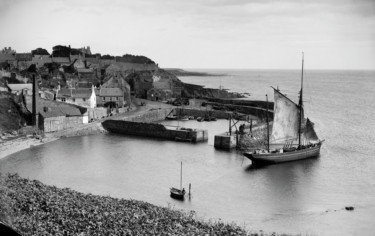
left=97, top=87, right=125, bottom=108
left=52, top=57, right=71, bottom=65
left=79, top=46, right=92, bottom=55
left=77, top=68, right=96, bottom=81
left=0, top=53, right=15, bottom=63
left=15, top=53, right=32, bottom=61
left=39, top=106, right=88, bottom=132
left=147, top=88, right=172, bottom=101
left=32, top=55, right=52, bottom=68
left=24, top=95, right=89, bottom=132
left=56, top=86, right=96, bottom=108
left=1, top=47, right=16, bottom=54
left=101, top=73, right=131, bottom=106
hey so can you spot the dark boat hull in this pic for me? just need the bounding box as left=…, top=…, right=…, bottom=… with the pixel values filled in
left=170, top=188, right=185, bottom=200
left=243, top=143, right=322, bottom=165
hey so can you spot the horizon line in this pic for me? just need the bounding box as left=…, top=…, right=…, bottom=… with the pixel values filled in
left=164, top=67, right=375, bottom=71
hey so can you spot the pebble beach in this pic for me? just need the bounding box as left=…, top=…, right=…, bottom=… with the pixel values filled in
left=1, top=173, right=249, bottom=235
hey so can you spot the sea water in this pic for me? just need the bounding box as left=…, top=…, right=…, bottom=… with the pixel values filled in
left=1, top=69, right=374, bottom=235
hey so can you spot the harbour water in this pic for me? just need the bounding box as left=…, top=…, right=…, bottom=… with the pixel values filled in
left=1, top=69, right=375, bottom=235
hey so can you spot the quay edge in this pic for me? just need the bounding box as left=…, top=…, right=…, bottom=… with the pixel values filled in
left=102, top=120, right=208, bottom=143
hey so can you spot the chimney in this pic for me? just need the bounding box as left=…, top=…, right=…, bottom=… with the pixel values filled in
left=32, top=75, right=39, bottom=127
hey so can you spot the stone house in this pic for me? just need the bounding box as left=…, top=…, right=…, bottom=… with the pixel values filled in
left=101, top=73, right=131, bottom=105
left=125, top=71, right=153, bottom=98
left=0, top=53, right=15, bottom=64
left=23, top=95, right=88, bottom=132
left=52, top=57, right=70, bottom=65
left=38, top=106, right=88, bottom=132
left=73, top=57, right=86, bottom=69
left=96, top=87, right=125, bottom=107
left=56, top=86, right=96, bottom=108
left=32, top=55, right=52, bottom=68
left=77, top=68, right=96, bottom=81
left=147, top=88, right=172, bottom=101
left=15, top=53, right=33, bottom=70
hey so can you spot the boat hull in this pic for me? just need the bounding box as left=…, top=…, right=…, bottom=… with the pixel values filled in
left=243, top=143, right=322, bottom=165
left=170, top=188, right=185, bottom=200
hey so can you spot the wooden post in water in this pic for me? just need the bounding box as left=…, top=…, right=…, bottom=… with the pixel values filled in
left=229, top=113, right=232, bottom=135
left=189, top=183, right=191, bottom=199
left=180, top=161, right=182, bottom=190
left=266, top=94, right=270, bottom=152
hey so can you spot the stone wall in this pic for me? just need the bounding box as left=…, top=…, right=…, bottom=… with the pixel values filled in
left=175, top=108, right=228, bottom=119
left=46, top=121, right=105, bottom=138
left=102, top=120, right=207, bottom=143
left=40, top=115, right=85, bottom=132
left=87, top=107, right=108, bottom=121
left=121, top=108, right=174, bottom=123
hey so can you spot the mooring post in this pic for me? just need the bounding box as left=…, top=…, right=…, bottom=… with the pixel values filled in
left=189, top=183, right=191, bottom=199
left=229, top=113, right=232, bottom=135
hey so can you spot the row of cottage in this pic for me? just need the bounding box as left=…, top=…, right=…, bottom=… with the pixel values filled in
left=1, top=46, right=180, bottom=133
left=4, top=71, right=179, bottom=133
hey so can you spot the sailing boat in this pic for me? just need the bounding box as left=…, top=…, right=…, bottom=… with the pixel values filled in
left=170, top=162, right=185, bottom=200
left=243, top=54, right=323, bottom=165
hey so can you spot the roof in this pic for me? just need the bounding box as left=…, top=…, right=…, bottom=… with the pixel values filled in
left=77, top=68, right=93, bottom=73
left=32, top=56, right=52, bottom=63
left=56, top=88, right=94, bottom=99
left=39, top=109, right=65, bottom=118
left=52, top=57, right=70, bottom=64
left=85, top=57, right=99, bottom=64
left=24, top=95, right=87, bottom=115
left=7, top=83, right=33, bottom=92
left=40, top=106, right=83, bottom=118
left=77, top=82, right=93, bottom=88
left=58, top=107, right=83, bottom=116
left=0, top=54, right=15, bottom=61
left=15, top=53, right=32, bottom=61
left=100, top=87, right=123, bottom=96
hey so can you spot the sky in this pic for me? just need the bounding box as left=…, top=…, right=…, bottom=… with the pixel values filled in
left=0, top=0, right=374, bottom=70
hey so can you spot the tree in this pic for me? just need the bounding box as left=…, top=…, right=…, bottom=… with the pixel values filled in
left=31, top=48, right=50, bottom=56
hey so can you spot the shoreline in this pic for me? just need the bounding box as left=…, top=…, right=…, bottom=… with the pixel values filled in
left=2, top=173, right=252, bottom=235
left=0, top=99, right=174, bottom=160
left=163, top=68, right=226, bottom=77
left=0, top=100, right=295, bottom=236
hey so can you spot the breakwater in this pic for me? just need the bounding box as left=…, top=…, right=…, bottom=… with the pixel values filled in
left=102, top=120, right=208, bottom=143
left=175, top=107, right=263, bottom=120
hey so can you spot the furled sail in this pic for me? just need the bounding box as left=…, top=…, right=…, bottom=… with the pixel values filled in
left=270, top=89, right=302, bottom=143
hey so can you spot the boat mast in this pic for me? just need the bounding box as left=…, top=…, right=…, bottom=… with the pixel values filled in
left=298, top=52, right=304, bottom=148
left=180, top=161, right=182, bottom=190
left=266, top=94, right=270, bottom=152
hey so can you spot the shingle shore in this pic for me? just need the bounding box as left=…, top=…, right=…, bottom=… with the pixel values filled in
left=2, top=174, right=249, bottom=235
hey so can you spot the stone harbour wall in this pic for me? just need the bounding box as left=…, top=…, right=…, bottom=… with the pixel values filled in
left=122, top=108, right=174, bottom=123
left=102, top=120, right=207, bottom=143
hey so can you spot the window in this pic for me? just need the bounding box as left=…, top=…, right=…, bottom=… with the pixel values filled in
left=61, top=98, right=66, bottom=102
left=83, top=98, right=86, bottom=102
left=109, top=97, right=112, bottom=101
left=116, top=97, right=119, bottom=101
left=103, top=97, right=106, bottom=101
left=73, top=98, right=75, bottom=102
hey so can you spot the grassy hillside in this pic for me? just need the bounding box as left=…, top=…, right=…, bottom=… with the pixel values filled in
left=0, top=91, right=28, bottom=133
